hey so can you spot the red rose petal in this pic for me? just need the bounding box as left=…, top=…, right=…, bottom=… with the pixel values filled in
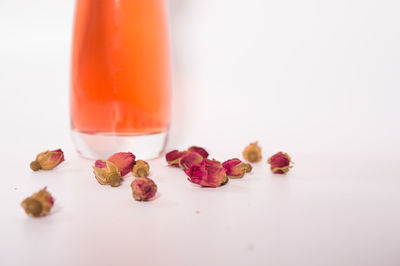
left=107, top=152, right=136, bottom=176
left=188, top=146, right=209, bottom=159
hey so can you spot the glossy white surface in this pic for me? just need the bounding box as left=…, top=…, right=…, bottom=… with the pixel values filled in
left=1, top=0, right=400, bottom=265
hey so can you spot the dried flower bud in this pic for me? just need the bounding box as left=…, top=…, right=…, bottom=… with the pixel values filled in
left=179, top=151, right=204, bottom=170
left=132, top=160, right=150, bottom=177
left=30, top=149, right=64, bottom=171
left=188, top=146, right=209, bottom=159
left=222, top=158, right=252, bottom=179
left=185, top=159, right=227, bottom=188
left=267, top=152, right=293, bottom=174
left=107, top=152, right=136, bottom=176
left=131, top=177, right=157, bottom=201
left=93, top=160, right=121, bottom=186
left=166, top=150, right=186, bottom=167
left=243, top=142, right=262, bottom=163
left=21, top=187, right=54, bottom=217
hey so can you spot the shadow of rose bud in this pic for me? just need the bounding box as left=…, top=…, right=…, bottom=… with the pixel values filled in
left=188, top=146, right=209, bottom=158
left=93, top=160, right=121, bottom=186
left=179, top=151, right=203, bottom=170
left=131, top=177, right=157, bottom=201
left=107, top=152, right=136, bottom=176
left=222, top=158, right=252, bottom=179
left=185, top=159, right=227, bottom=188
left=243, top=142, right=262, bottom=163
left=267, top=152, right=293, bottom=174
left=21, top=187, right=54, bottom=218
left=132, top=160, right=150, bottom=177
left=166, top=150, right=187, bottom=167
left=30, top=149, right=64, bottom=171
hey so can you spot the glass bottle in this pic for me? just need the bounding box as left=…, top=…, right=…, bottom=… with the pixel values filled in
left=71, top=0, right=171, bottom=159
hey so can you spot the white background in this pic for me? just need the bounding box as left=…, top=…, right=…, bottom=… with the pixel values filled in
left=1, top=0, right=400, bottom=265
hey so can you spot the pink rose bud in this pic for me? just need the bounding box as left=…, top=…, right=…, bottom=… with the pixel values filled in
left=30, top=149, right=64, bottom=171
left=179, top=151, right=204, bottom=170
left=93, top=160, right=121, bottom=187
left=166, top=150, right=187, bottom=167
left=107, top=152, right=136, bottom=176
left=188, top=146, right=209, bottom=159
left=21, top=187, right=54, bottom=217
left=131, top=177, right=158, bottom=201
left=267, top=152, right=293, bottom=174
left=222, top=158, right=252, bottom=179
left=185, top=159, right=228, bottom=188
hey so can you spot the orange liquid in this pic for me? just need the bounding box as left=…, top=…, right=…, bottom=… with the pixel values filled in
left=71, top=0, right=171, bottom=135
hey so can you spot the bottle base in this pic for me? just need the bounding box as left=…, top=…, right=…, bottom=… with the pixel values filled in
left=71, top=130, right=168, bottom=160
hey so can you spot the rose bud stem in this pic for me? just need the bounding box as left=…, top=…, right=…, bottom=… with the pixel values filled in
left=30, top=161, right=41, bottom=171
left=132, top=160, right=150, bottom=177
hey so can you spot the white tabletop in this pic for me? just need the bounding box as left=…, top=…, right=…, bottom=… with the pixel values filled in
left=1, top=1, right=400, bottom=265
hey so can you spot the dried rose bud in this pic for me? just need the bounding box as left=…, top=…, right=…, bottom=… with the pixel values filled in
left=131, top=177, right=158, bottom=201
left=166, top=150, right=187, bottom=167
left=267, top=152, right=293, bottom=174
left=188, top=146, right=209, bottom=158
left=107, top=152, right=136, bottom=176
left=222, top=158, right=252, bottom=179
left=21, top=187, right=54, bottom=217
left=243, top=141, right=262, bottom=163
left=93, top=160, right=121, bottom=186
left=185, top=159, right=227, bottom=188
left=30, top=149, right=64, bottom=171
left=179, top=151, right=204, bottom=170
left=132, top=160, right=150, bottom=177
